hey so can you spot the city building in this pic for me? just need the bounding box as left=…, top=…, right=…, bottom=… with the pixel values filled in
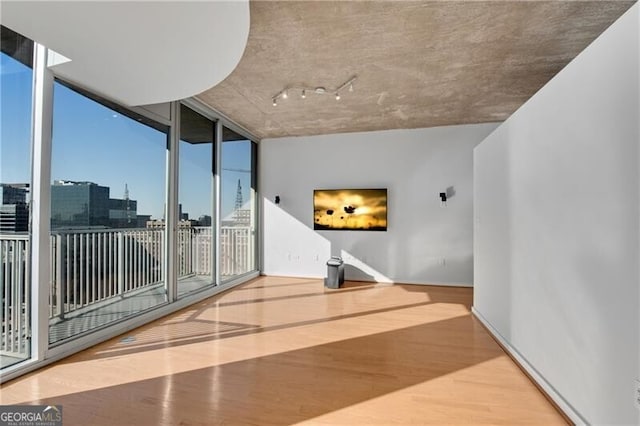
left=146, top=219, right=196, bottom=229
left=197, top=215, right=212, bottom=227
left=0, top=204, right=28, bottom=232
left=0, top=184, right=29, bottom=232
left=136, top=214, right=152, bottom=228
left=222, top=205, right=251, bottom=227
left=108, top=197, right=138, bottom=228
left=0, top=183, right=28, bottom=205
left=1, top=2, right=639, bottom=425
left=50, top=180, right=140, bottom=229
left=50, top=180, right=110, bottom=229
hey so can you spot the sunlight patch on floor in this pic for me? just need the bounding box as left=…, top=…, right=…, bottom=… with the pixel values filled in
left=296, top=356, right=566, bottom=425
left=1, top=277, right=473, bottom=406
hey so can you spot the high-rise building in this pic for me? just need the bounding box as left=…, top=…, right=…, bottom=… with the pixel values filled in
left=51, top=180, right=110, bottom=229
left=135, top=214, right=151, bottom=228
left=197, top=215, right=212, bottom=227
left=109, top=198, right=138, bottom=228
left=0, top=204, right=28, bottom=232
left=0, top=184, right=28, bottom=205
left=0, top=184, right=29, bottom=232
left=51, top=180, right=140, bottom=229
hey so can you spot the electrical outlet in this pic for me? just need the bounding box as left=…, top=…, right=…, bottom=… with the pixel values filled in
left=635, top=379, right=640, bottom=409
left=438, top=257, right=446, bottom=266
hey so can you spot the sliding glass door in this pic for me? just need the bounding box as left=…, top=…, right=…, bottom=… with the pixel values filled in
left=48, top=81, right=169, bottom=344
left=0, top=26, right=34, bottom=369
left=177, top=104, right=216, bottom=296
left=221, top=127, right=257, bottom=281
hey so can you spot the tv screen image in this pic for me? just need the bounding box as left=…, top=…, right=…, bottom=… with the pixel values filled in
left=313, top=188, right=387, bottom=231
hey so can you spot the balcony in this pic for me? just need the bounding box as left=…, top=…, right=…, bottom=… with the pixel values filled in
left=1, top=226, right=253, bottom=367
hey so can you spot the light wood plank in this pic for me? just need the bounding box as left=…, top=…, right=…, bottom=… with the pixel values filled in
left=0, top=277, right=568, bottom=425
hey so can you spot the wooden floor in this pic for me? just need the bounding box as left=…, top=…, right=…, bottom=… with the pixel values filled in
left=0, top=277, right=567, bottom=425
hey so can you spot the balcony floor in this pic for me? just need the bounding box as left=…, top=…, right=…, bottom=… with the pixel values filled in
left=0, top=354, right=27, bottom=369
left=0, top=275, right=216, bottom=368
left=2, top=275, right=230, bottom=368
left=48, top=274, right=215, bottom=345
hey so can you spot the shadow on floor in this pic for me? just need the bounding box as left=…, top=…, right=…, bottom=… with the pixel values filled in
left=74, top=280, right=471, bottom=360
left=23, top=315, right=500, bottom=426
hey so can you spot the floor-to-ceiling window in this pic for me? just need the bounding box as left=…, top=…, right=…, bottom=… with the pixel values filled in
left=221, top=127, right=257, bottom=280
left=48, top=81, right=169, bottom=344
left=0, top=26, right=34, bottom=369
left=1, top=33, right=260, bottom=378
left=178, top=104, right=216, bottom=296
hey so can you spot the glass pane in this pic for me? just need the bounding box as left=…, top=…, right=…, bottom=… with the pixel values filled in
left=178, top=104, right=215, bottom=296
left=221, top=128, right=256, bottom=280
left=0, top=26, right=33, bottom=369
left=49, top=81, right=168, bottom=345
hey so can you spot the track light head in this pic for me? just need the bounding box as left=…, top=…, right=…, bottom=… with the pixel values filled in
left=270, top=76, right=357, bottom=106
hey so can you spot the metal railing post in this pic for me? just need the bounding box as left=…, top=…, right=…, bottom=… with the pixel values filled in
left=55, top=234, right=64, bottom=320
left=1, top=240, right=6, bottom=353
left=118, top=232, right=124, bottom=298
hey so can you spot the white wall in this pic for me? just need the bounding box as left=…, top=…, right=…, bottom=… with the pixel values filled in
left=474, top=4, right=639, bottom=424
left=260, top=123, right=498, bottom=285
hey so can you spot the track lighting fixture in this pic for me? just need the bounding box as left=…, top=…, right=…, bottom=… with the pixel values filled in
left=271, top=75, right=357, bottom=106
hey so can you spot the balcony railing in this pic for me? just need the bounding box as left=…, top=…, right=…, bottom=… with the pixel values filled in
left=49, top=228, right=166, bottom=320
left=1, top=226, right=253, bottom=360
left=0, top=235, right=30, bottom=360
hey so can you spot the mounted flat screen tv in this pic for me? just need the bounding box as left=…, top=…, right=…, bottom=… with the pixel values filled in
left=313, top=188, right=387, bottom=231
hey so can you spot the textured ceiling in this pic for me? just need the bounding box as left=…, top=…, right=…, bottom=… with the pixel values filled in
left=196, top=1, right=634, bottom=140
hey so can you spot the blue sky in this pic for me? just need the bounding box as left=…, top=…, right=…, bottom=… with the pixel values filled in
left=1, top=51, right=32, bottom=186
left=1, top=51, right=252, bottom=221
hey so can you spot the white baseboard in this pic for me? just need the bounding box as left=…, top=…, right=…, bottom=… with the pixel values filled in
left=260, top=272, right=324, bottom=279
left=472, top=307, right=585, bottom=425
left=260, top=272, right=472, bottom=287
left=391, top=279, right=472, bottom=287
